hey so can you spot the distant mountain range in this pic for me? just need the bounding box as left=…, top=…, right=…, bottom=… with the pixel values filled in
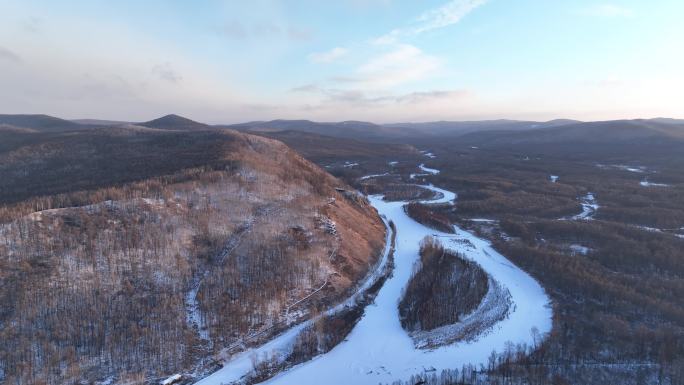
left=220, top=117, right=684, bottom=146
left=0, top=113, right=210, bottom=132
left=456, top=119, right=684, bottom=146
left=2, top=113, right=683, bottom=147
left=222, top=119, right=400, bottom=141
left=383, top=119, right=582, bottom=136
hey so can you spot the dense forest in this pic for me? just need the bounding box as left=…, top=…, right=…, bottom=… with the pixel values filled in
left=0, top=126, right=386, bottom=385
left=399, top=237, right=487, bottom=333
left=316, top=133, right=684, bottom=384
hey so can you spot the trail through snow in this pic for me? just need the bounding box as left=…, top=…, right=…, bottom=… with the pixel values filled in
left=194, top=168, right=552, bottom=385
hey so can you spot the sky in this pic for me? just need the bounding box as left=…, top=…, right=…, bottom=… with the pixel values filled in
left=0, top=0, right=682, bottom=123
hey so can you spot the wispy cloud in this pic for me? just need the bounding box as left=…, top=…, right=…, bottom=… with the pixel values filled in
left=581, top=4, right=635, bottom=18
left=292, top=83, right=469, bottom=107
left=305, top=1, right=484, bottom=95
left=219, top=21, right=313, bottom=41
left=152, top=63, right=182, bottom=83
left=308, top=47, right=349, bottom=63
left=0, top=46, right=23, bottom=65
left=395, top=89, right=471, bottom=104
left=414, top=0, right=489, bottom=33
left=376, top=0, right=488, bottom=44
left=331, top=44, right=440, bottom=90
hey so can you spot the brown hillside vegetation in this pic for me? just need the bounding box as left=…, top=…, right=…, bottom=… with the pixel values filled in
left=0, top=126, right=386, bottom=384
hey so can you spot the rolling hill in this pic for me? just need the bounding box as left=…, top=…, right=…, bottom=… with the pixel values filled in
left=0, top=114, right=84, bottom=132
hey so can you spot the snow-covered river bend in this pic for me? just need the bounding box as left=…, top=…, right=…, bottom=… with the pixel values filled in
left=195, top=172, right=552, bottom=385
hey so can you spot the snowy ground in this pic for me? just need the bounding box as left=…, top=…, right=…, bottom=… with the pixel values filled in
left=185, top=280, right=210, bottom=342
left=194, top=170, right=553, bottom=385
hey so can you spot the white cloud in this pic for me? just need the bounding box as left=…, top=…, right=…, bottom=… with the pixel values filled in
left=308, top=47, right=349, bottom=63
left=337, top=44, right=440, bottom=90
left=414, top=0, right=488, bottom=33
left=376, top=0, right=488, bottom=44
left=395, top=89, right=471, bottom=104
left=581, top=4, right=635, bottom=18
left=309, top=2, right=477, bottom=94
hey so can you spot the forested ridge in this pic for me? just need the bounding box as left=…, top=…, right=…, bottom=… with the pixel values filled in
left=0, top=126, right=386, bottom=384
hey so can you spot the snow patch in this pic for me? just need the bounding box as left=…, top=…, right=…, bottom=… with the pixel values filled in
left=597, top=164, right=647, bottom=173
left=566, top=193, right=599, bottom=221
left=96, top=376, right=116, bottom=385
left=420, top=150, right=436, bottom=159
left=637, top=226, right=662, bottom=233
left=161, top=374, right=183, bottom=385
left=469, top=218, right=498, bottom=223
left=640, top=178, right=669, bottom=187
left=185, top=280, right=210, bottom=342
left=569, top=244, right=590, bottom=255
left=359, top=172, right=390, bottom=181
left=418, top=164, right=440, bottom=175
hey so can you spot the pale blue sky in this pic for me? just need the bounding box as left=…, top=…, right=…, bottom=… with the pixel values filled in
left=0, top=0, right=682, bottom=123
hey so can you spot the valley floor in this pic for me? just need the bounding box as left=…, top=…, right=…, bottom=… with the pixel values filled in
left=194, top=172, right=553, bottom=385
